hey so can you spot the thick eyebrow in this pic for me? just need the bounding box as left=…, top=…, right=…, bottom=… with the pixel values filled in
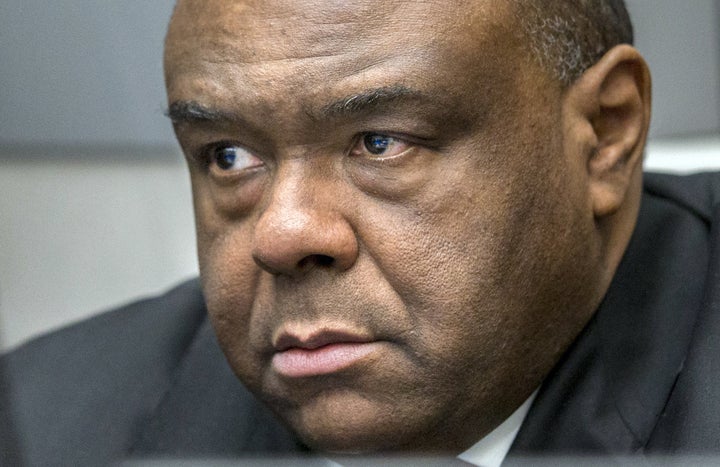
left=165, top=84, right=425, bottom=124
left=165, top=101, right=234, bottom=124
left=317, top=84, right=424, bottom=120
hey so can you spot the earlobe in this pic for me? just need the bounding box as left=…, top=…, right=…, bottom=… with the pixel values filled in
left=567, top=44, right=652, bottom=218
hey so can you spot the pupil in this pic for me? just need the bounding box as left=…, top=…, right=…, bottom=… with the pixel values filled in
left=364, top=134, right=391, bottom=155
left=216, top=148, right=237, bottom=170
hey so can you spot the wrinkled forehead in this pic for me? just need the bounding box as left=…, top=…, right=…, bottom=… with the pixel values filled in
left=163, top=0, right=536, bottom=134
left=165, top=0, right=515, bottom=75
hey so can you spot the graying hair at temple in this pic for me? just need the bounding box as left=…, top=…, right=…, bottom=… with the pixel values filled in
left=514, top=0, right=634, bottom=85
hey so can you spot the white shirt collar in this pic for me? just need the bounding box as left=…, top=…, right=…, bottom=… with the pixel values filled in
left=457, top=390, right=538, bottom=467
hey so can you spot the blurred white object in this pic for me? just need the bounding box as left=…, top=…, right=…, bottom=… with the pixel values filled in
left=645, top=135, right=720, bottom=173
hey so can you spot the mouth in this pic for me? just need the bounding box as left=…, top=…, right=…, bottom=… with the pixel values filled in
left=271, top=328, right=382, bottom=378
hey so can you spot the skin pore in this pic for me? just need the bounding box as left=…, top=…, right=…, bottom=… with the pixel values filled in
left=164, top=0, right=649, bottom=454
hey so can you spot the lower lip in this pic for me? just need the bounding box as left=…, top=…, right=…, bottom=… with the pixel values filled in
left=272, top=342, right=380, bottom=378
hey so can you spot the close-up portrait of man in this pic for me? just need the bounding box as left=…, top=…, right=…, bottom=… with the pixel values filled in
left=1, top=0, right=719, bottom=465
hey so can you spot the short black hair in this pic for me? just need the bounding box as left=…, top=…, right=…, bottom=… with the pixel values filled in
left=514, top=0, right=634, bottom=85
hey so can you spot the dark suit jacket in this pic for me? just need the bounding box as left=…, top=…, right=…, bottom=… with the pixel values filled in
left=2, top=172, right=719, bottom=465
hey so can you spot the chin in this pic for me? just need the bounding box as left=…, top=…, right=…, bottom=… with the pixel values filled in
left=280, top=391, right=430, bottom=454
left=297, top=428, right=412, bottom=455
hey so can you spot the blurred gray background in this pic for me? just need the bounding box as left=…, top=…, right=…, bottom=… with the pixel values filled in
left=1, top=0, right=719, bottom=352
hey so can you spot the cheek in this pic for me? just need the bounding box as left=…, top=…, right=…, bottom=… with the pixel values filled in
left=353, top=186, right=515, bottom=376
left=360, top=139, right=589, bottom=369
left=363, top=178, right=523, bottom=317
left=193, top=192, right=267, bottom=383
left=199, top=230, right=255, bottom=323
left=191, top=170, right=261, bottom=310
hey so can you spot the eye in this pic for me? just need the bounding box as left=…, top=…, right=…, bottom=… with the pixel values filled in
left=351, top=133, right=411, bottom=159
left=210, top=144, right=263, bottom=172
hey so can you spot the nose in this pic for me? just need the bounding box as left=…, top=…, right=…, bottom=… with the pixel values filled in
left=251, top=165, right=359, bottom=276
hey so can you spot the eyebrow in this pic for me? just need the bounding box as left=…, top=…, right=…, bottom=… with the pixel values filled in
left=165, top=101, right=233, bottom=124
left=165, top=84, right=425, bottom=125
left=317, top=84, right=424, bottom=119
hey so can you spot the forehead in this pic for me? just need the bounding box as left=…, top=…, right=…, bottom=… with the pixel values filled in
left=169, top=0, right=461, bottom=56
left=165, top=0, right=520, bottom=88
left=167, top=0, right=508, bottom=56
left=162, top=0, right=549, bottom=144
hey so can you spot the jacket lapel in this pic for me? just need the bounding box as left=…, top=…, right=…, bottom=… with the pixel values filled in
left=510, top=189, right=710, bottom=456
left=644, top=204, right=720, bottom=452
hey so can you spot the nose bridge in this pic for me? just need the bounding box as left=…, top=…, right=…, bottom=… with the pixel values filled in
left=252, top=159, right=358, bottom=275
left=269, top=161, right=318, bottom=224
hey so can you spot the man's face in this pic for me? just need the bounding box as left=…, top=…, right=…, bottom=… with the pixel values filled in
left=165, top=0, right=607, bottom=452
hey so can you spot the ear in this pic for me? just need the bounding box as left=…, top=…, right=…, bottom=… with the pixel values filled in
left=564, top=44, right=652, bottom=218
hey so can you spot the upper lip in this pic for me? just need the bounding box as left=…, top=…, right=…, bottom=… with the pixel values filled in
left=273, top=328, right=373, bottom=352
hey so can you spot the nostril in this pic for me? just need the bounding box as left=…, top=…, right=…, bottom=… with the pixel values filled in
left=315, top=255, right=334, bottom=267
left=298, top=254, right=335, bottom=270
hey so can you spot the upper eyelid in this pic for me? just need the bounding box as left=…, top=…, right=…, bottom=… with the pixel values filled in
left=356, top=132, right=413, bottom=148
left=206, top=145, right=266, bottom=177
left=199, top=140, right=258, bottom=161
left=357, top=131, right=439, bottom=148
left=361, top=134, right=406, bottom=147
left=350, top=133, right=413, bottom=160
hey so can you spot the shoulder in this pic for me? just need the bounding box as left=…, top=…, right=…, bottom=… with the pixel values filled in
left=0, top=278, right=207, bottom=465
left=643, top=171, right=720, bottom=222
left=2, top=278, right=206, bottom=381
left=513, top=171, right=720, bottom=456
left=640, top=172, right=720, bottom=452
